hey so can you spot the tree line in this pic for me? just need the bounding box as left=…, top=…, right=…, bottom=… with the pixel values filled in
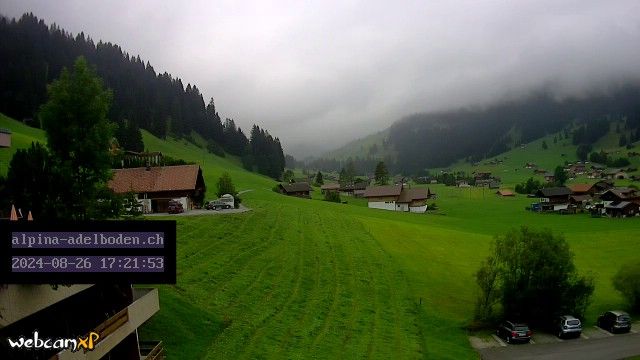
left=0, top=13, right=284, bottom=179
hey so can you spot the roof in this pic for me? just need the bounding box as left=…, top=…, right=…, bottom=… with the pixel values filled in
left=570, top=194, right=592, bottom=202
left=602, top=188, right=638, bottom=200
left=397, top=188, right=428, bottom=203
left=536, top=187, right=572, bottom=197
left=320, top=183, right=340, bottom=190
left=605, top=201, right=636, bottom=209
left=279, top=182, right=312, bottom=193
left=108, top=165, right=202, bottom=193
left=363, top=185, right=402, bottom=198
left=496, top=189, right=514, bottom=196
left=569, top=183, right=593, bottom=193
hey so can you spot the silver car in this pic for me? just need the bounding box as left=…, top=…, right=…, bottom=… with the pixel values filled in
left=557, top=315, right=582, bottom=338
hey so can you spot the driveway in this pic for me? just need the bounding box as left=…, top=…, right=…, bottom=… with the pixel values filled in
left=145, top=204, right=251, bottom=217
left=478, top=330, right=640, bottom=360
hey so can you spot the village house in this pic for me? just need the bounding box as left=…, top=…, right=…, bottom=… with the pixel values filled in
left=605, top=201, right=640, bottom=218
left=524, top=162, right=537, bottom=169
left=535, top=187, right=572, bottom=212
left=604, top=169, right=629, bottom=180
left=592, top=180, right=614, bottom=194
left=599, top=188, right=640, bottom=204
left=0, top=128, right=11, bottom=148
left=569, top=183, right=596, bottom=196
left=339, top=181, right=368, bottom=197
left=363, top=185, right=429, bottom=213
left=320, top=183, right=340, bottom=194
left=278, top=182, right=312, bottom=198
left=543, top=172, right=555, bottom=183
left=567, top=162, right=587, bottom=176
left=108, top=164, right=206, bottom=213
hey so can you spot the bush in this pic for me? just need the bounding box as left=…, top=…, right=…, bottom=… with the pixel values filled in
left=474, top=227, right=594, bottom=328
left=324, top=191, right=341, bottom=203
left=612, top=261, right=640, bottom=312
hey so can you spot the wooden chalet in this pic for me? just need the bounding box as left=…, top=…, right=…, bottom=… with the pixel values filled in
left=340, top=181, right=368, bottom=197
left=535, top=187, right=572, bottom=212
left=278, top=182, right=312, bottom=198
left=363, top=185, right=429, bottom=213
left=320, top=183, right=340, bottom=194
left=605, top=201, right=640, bottom=218
left=599, top=188, right=640, bottom=204
left=568, top=183, right=595, bottom=196
left=108, top=164, right=206, bottom=213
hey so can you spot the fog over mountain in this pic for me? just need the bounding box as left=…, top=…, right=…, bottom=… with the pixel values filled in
left=3, top=0, right=640, bottom=157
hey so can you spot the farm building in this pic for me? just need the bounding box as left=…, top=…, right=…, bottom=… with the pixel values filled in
left=340, top=181, right=368, bottom=197
left=569, top=194, right=593, bottom=211
left=535, top=187, right=572, bottom=212
left=496, top=189, right=515, bottom=197
left=569, top=183, right=596, bottom=196
left=604, top=169, right=629, bottom=180
left=320, top=183, right=340, bottom=194
left=108, top=164, right=206, bottom=213
left=363, top=185, right=428, bottom=213
left=543, top=172, right=555, bottom=183
left=605, top=201, right=640, bottom=218
left=278, top=182, right=312, bottom=198
left=599, top=188, right=639, bottom=203
left=0, top=128, right=11, bottom=148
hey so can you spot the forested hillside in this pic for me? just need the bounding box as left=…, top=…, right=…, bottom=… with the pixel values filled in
left=313, top=86, right=640, bottom=175
left=0, top=13, right=284, bottom=178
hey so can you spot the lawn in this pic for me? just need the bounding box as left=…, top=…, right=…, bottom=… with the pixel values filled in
left=2, top=113, right=639, bottom=358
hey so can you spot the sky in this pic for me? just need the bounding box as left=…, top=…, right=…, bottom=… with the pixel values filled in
left=2, top=0, right=640, bottom=158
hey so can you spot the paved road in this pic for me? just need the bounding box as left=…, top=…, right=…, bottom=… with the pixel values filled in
left=479, top=332, right=640, bottom=360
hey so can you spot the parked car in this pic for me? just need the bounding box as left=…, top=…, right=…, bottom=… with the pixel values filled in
left=205, top=194, right=235, bottom=210
left=167, top=200, right=184, bottom=214
left=556, top=315, right=582, bottom=338
left=597, top=310, right=632, bottom=333
left=496, top=321, right=532, bottom=344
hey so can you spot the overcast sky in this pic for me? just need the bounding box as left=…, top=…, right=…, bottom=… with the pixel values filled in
left=2, top=0, right=640, bottom=157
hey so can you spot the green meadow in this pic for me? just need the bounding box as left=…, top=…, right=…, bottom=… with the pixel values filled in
left=1, top=114, right=639, bottom=359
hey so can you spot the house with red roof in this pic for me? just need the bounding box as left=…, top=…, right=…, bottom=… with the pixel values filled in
left=108, top=164, right=206, bottom=213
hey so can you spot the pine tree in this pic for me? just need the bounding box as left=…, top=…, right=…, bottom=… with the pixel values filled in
left=374, top=161, right=389, bottom=185
left=315, top=171, right=324, bottom=186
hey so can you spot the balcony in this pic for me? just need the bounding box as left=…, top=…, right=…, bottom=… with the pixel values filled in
left=0, top=285, right=93, bottom=328
left=53, top=287, right=160, bottom=360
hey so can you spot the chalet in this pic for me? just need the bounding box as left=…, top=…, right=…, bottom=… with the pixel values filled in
left=363, top=185, right=428, bottom=213
left=524, top=162, right=537, bottom=169
left=592, top=180, right=614, bottom=194
left=108, top=164, right=206, bottom=213
left=569, top=194, right=593, bottom=211
left=543, top=172, right=555, bottom=183
left=569, top=183, right=595, bottom=196
left=567, top=162, right=587, bottom=175
left=0, top=128, right=10, bottom=148
left=496, top=189, right=515, bottom=197
left=599, top=188, right=639, bottom=204
left=605, top=201, right=640, bottom=218
left=535, top=187, right=572, bottom=212
left=340, top=181, right=368, bottom=197
left=320, top=183, right=340, bottom=194
left=278, top=182, right=312, bottom=198
left=604, top=169, right=628, bottom=180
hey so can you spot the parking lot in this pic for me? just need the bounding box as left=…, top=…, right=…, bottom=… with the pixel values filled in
left=471, top=322, right=640, bottom=360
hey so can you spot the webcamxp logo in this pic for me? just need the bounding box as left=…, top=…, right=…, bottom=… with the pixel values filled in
left=7, top=331, right=100, bottom=352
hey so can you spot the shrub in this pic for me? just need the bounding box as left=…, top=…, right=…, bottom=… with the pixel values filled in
left=612, top=261, right=640, bottom=312
left=324, top=191, right=341, bottom=203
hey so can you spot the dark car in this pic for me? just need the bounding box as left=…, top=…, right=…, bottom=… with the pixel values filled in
left=597, top=310, right=631, bottom=333
left=556, top=315, right=582, bottom=339
left=496, top=321, right=532, bottom=344
left=205, top=200, right=232, bottom=210
left=167, top=200, right=184, bottom=214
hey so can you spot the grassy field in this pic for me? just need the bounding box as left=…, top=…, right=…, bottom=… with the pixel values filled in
left=1, top=113, right=639, bottom=358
